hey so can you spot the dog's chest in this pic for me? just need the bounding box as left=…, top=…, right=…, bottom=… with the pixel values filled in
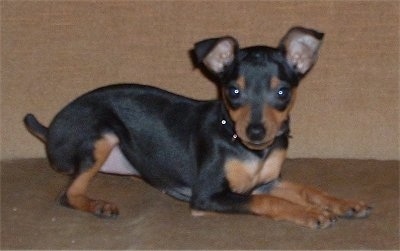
left=224, top=149, right=286, bottom=194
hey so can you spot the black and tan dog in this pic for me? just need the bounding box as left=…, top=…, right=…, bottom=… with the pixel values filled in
left=24, top=27, right=371, bottom=229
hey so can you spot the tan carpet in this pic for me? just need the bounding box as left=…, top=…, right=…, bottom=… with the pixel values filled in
left=1, top=158, right=399, bottom=249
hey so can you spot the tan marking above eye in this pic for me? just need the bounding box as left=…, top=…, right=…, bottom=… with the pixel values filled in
left=270, top=76, right=281, bottom=89
left=236, top=76, right=246, bottom=90
left=224, top=149, right=286, bottom=194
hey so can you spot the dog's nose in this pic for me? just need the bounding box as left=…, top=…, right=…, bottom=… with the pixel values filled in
left=246, top=123, right=266, bottom=141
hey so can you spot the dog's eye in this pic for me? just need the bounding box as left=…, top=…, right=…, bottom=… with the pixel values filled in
left=277, top=87, right=290, bottom=100
left=228, top=87, right=241, bottom=99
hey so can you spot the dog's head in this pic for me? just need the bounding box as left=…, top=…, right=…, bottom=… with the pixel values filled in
left=194, top=27, right=324, bottom=150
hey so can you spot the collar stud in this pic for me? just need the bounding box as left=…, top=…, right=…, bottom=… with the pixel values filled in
left=221, top=119, right=238, bottom=141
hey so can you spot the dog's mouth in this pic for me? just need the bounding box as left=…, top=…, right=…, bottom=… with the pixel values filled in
left=234, top=128, right=276, bottom=150
left=242, top=139, right=274, bottom=150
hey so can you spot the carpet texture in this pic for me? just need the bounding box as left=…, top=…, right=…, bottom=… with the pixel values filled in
left=1, top=158, right=399, bottom=249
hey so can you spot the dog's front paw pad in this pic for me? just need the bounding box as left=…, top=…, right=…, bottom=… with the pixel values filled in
left=90, top=200, right=119, bottom=218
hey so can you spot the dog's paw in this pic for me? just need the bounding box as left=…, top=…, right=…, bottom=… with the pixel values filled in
left=89, top=200, right=119, bottom=218
left=338, top=200, right=372, bottom=218
left=329, top=199, right=372, bottom=218
left=58, top=192, right=119, bottom=218
left=276, top=206, right=337, bottom=229
left=298, top=207, right=337, bottom=229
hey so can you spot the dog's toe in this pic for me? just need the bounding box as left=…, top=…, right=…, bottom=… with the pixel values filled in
left=90, top=200, right=119, bottom=218
left=337, top=200, right=372, bottom=218
left=299, top=207, right=337, bottom=229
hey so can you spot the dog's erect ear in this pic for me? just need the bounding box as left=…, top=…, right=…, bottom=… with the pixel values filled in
left=193, top=36, right=238, bottom=74
left=279, top=27, right=324, bottom=75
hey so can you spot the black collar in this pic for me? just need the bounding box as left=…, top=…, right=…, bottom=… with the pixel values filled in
left=219, top=107, right=238, bottom=142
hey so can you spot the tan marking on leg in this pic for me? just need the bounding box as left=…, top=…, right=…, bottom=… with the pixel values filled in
left=249, top=194, right=336, bottom=229
left=269, top=181, right=317, bottom=207
left=66, top=134, right=120, bottom=217
left=270, top=181, right=371, bottom=218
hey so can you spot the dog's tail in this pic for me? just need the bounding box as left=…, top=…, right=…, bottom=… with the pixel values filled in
left=23, top=114, right=48, bottom=143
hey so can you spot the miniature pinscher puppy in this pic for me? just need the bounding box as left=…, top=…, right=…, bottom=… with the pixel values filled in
left=24, top=27, right=371, bottom=229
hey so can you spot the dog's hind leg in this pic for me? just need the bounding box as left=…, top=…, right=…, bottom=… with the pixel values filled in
left=60, top=134, right=120, bottom=218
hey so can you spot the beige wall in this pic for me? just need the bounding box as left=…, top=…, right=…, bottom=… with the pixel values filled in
left=2, top=1, right=399, bottom=160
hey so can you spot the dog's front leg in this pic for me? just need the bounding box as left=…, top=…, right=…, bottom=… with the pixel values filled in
left=190, top=190, right=337, bottom=229
left=249, top=194, right=337, bottom=229
left=269, top=181, right=372, bottom=218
